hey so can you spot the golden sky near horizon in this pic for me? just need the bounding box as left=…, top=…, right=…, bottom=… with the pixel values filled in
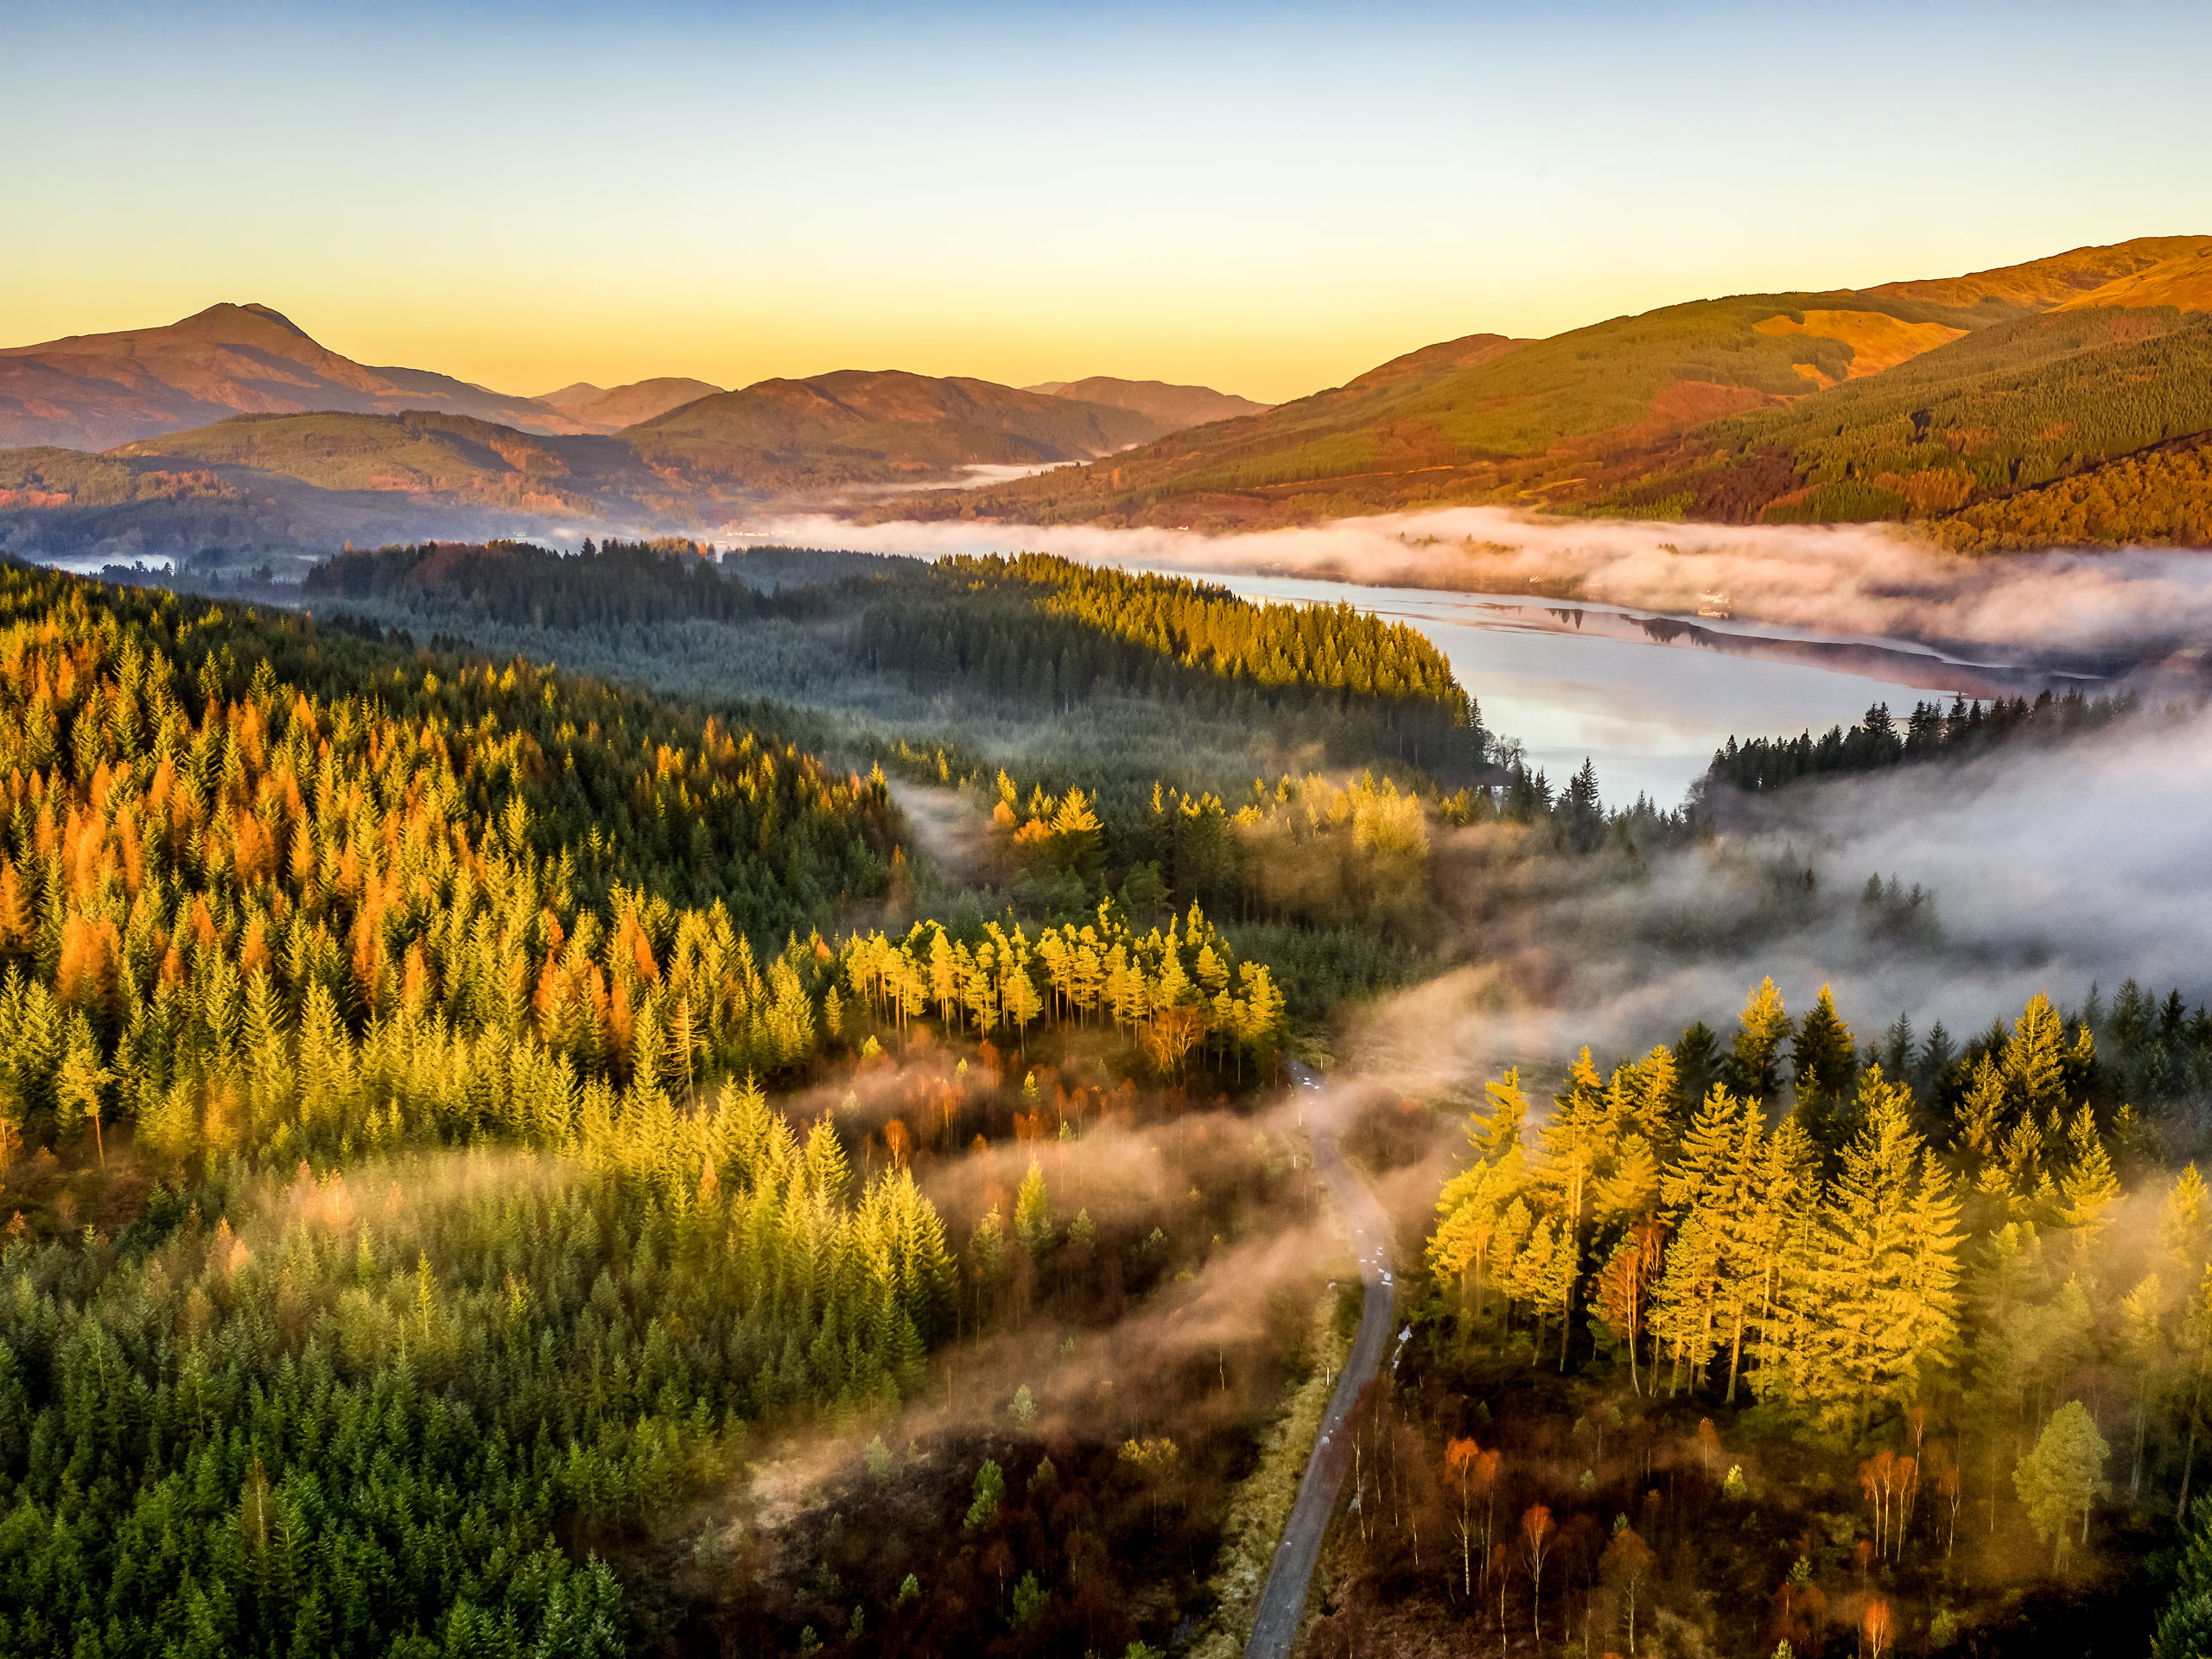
left=10, top=2, right=2211, bottom=405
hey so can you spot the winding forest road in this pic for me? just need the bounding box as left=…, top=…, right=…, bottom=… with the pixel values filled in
left=1243, top=1062, right=1398, bottom=1659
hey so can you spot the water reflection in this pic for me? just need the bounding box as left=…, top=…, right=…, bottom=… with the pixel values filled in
left=1190, top=573, right=2100, bottom=809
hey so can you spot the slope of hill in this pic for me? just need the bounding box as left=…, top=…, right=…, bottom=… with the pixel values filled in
left=2050, top=241, right=2212, bottom=314
left=0, top=370, right=1173, bottom=557
left=0, top=302, right=592, bottom=449
left=533, top=375, right=723, bottom=429
left=621, top=369, right=1161, bottom=496
left=1641, top=306, right=2212, bottom=525
left=1026, top=375, right=1270, bottom=429
left=110, top=410, right=667, bottom=512
left=917, top=235, right=2212, bottom=541
left=1859, top=234, right=2212, bottom=311
left=0, top=433, right=622, bottom=563
left=906, top=296, right=1953, bottom=527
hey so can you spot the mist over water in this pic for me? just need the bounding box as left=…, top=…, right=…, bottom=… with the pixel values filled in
left=757, top=503, right=2212, bottom=658
left=763, top=505, right=2209, bottom=805
left=745, top=507, right=2212, bottom=1085
left=1194, top=572, right=2072, bottom=806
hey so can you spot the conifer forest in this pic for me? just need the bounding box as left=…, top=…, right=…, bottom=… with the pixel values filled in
left=0, top=531, right=2199, bottom=1659
left=15, top=4, right=2212, bottom=1648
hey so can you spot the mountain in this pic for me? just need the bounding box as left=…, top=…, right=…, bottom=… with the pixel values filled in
left=916, top=235, right=2212, bottom=545
left=0, top=302, right=593, bottom=450
left=110, top=410, right=672, bottom=514
left=0, top=369, right=1170, bottom=560
left=1022, top=376, right=1270, bottom=430
left=1858, top=235, right=2212, bottom=311
left=620, top=370, right=1161, bottom=497
left=532, top=377, right=723, bottom=430
left=16, top=242, right=2212, bottom=559
left=0, top=440, right=601, bottom=566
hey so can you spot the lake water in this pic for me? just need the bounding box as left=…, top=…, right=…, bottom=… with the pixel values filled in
left=1189, top=573, right=2094, bottom=809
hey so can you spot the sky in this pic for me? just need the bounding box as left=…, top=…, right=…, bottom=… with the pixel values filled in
left=8, top=0, right=2211, bottom=404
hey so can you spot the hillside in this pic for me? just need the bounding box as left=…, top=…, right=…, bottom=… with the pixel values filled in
left=0, top=368, right=1177, bottom=559
left=109, top=409, right=677, bottom=512
left=619, top=369, right=1162, bottom=496
left=0, top=437, right=611, bottom=564
left=0, top=302, right=592, bottom=449
left=1025, top=375, right=1270, bottom=429
left=1859, top=234, right=2212, bottom=310
left=0, top=410, right=701, bottom=563
left=2050, top=241, right=2212, bottom=313
left=16, top=240, right=2212, bottom=554
left=532, top=375, right=723, bottom=429
left=912, top=235, right=2212, bottom=541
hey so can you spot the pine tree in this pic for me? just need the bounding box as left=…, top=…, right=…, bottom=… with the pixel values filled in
left=1802, top=1066, right=1963, bottom=1433
left=2013, top=1401, right=2109, bottom=1570
left=1724, top=979, right=1792, bottom=1106
left=1955, top=1053, right=2008, bottom=1171
left=1673, top=1021, right=1722, bottom=1109
left=2006, top=993, right=2069, bottom=1117
left=1790, top=985, right=1857, bottom=1153
left=1014, top=1158, right=1053, bottom=1258
left=2056, top=1104, right=2120, bottom=1257
left=1535, top=1050, right=1610, bottom=1370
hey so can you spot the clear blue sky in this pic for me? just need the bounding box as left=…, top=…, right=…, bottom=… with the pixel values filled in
left=8, top=0, right=2209, bottom=401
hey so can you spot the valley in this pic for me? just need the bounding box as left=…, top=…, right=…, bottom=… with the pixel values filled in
left=8, top=7, right=2212, bottom=1648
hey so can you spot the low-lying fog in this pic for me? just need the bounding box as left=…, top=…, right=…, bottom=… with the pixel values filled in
left=1357, top=702, right=2212, bottom=1099
left=759, top=505, right=2212, bottom=666
left=756, top=507, right=2212, bottom=1088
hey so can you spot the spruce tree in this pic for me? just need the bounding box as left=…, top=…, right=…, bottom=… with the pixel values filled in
left=1724, top=979, right=1792, bottom=1106
left=1790, top=984, right=1857, bottom=1154
left=1802, top=1066, right=1962, bottom=1433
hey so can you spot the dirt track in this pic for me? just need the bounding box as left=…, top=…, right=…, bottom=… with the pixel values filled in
left=1243, top=1063, right=1396, bottom=1659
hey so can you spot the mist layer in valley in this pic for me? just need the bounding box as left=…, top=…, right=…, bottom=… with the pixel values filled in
left=756, top=505, right=2212, bottom=671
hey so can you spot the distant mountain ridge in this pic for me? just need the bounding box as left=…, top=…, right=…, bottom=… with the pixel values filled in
left=0, top=302, right=1268, bottom=457
left=624, top=370, right=1160, bottom=495
left=0, top=367, right=1182, bottom=560
left=532, top=378, right=723, bottom=431
left=1020, top=376, right=1269, bottom=429
left=0, top=303, right=594, bottom=448
left=10, top=238, right=2212, bottom=558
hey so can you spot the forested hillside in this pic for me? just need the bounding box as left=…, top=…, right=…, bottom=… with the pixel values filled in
left=1296, top=976, right=2212, bottom=1656
left=897, top=236, right=2212, bottom=544
left=306, top=539, right=1487, bottom=791
left=1651, top=308, right=2212, bottom=527
left=1929, top=432, right=2212, bottom=551
left=0, top=563, right=1314, bottom=1656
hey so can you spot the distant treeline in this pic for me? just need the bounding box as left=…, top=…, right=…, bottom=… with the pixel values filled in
left=1704, top=690, right=2145, bottom=794
left=305, top=537, right=830, bottom=629
left=307, top=539, right=1492, bottom=779
left=861, top=554, right=1480, bottom=769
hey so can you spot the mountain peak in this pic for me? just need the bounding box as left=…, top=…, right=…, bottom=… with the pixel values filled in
left=0, top=303, right=592, bottom=450
left=173, top=302, right=312, bottom=338
left=237, top=302, right=310, bottom=335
